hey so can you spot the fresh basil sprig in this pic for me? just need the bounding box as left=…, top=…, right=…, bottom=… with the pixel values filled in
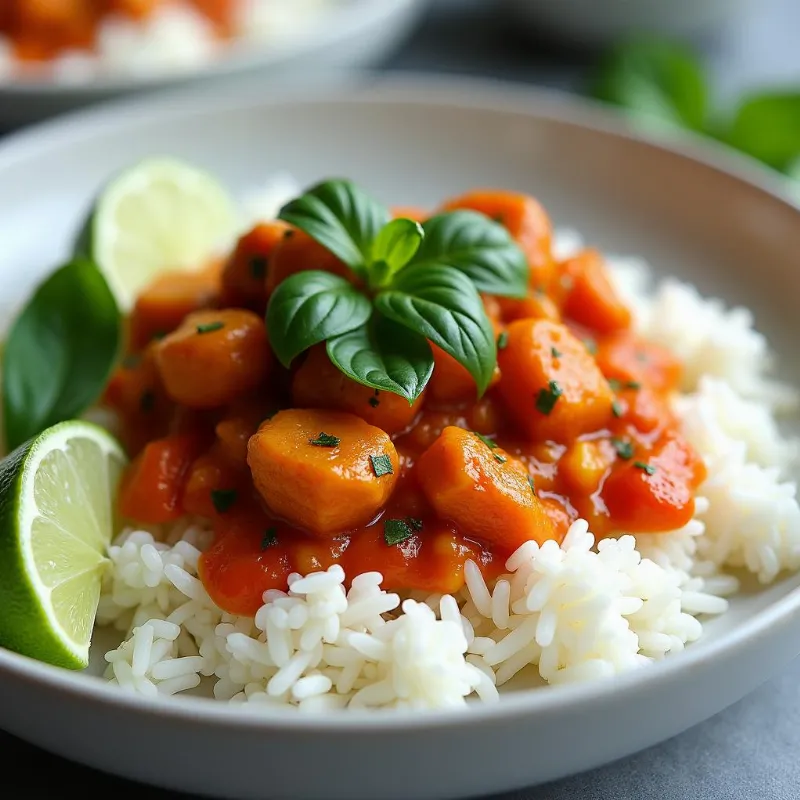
left=2, top=258, right=120, bottom=451
left=270, top=179, right=527, bottom=402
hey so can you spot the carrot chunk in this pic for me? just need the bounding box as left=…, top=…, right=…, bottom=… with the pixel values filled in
left=154, top=309, right=271, bottom=409
left=247, top=409, right=400, bottom=537
left=119, top=433, right=206, bottom=524
left=292, top=345, right=423, bottom=435
left=415, top=427, right=555, bottom=551
left=558, top=249, right=631, bottom=335
left=498, top=319, right=614, bottom=442
left=596, top=332, right=683, bottom=394
left=265, top=228, right=352, bottom=295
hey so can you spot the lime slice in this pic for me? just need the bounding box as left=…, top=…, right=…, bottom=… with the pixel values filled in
left=0, top=421, right=127, bottom=669
left=75, top=157, right=238, bottom=310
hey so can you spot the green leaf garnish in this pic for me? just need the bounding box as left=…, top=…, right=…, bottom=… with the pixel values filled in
left=527, top=475, right=537, bottom=495
left=611, top=399, right=624, bottom=418
left=266, top=270, right=371, bottom=367
left=375, top=265, right=497, bottom=395
left=2, top=258, right=120, bottom=451
left=370, top=454, right=394, bottom=478
left=611, top=437, right=634, bottom=460
left=591, top=38, right=708, bottom=132
left=634, top=461, right=656, bottom=475
left=407, top=210, right=528, bottom=297
left=551, top=347, right=562, bottom=358
left=497, top=331, right=509, bottom=350
left=278, top=179, right=390, bottom=274
left=211, top=489, right=238, bottom=514
left=309, top=432, right=341, bottom=447
left=384, top=518, right=421, bottom=546
left=583, top=337, right=598, bottom=355
left=535, top=380, right=563, bottom=415
left=473, top=432, right=498, bottom=449
left=250, top=255, right=268, bottom=279
left=326, top=315, right=433, bottom=404
left=196, top=321, right=224, bottom=334
left=368, top=394, right=380, bottom=408
left=494, top=453, right=507, bottom=464
left=261, top=527, right=278, bottom=550
left=369, top=218, right=425, bottom=287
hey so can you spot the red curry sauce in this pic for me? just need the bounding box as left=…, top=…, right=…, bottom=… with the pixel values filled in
left=103, top=190, right=705, bottom=616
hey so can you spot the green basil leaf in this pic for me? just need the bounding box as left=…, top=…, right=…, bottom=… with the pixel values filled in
left=370, top=218, right=425, bottom=285
left=374, top=266, right=496, bottom=395
left=278, top=179, right=391, bottom=273
left=408, top=210, right=527, bottom=297
left=265, top=270, right=371, bottom=367
left=726, top=92, right=800, bottom=170
left=2, top=258, right=120, bottom=451
left=591, top=38, right=708, bottom=132
left=326, top=314, right=434, bottom=403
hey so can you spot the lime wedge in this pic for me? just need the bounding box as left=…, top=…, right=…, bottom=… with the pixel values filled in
left=0, top=421, right=127, bottom=669
left=75, top=157, right=238, bottom=310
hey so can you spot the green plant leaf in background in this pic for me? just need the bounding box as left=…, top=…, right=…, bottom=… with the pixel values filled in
left=591, top=38, right=708, bottom=132
left=327, top=315, right=434, bottom=403
left=2, top=258, right=120, bottom=452
left=726, top=92, right=800, bottom=171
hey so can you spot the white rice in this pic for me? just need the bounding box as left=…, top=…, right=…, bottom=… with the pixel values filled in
left=91, top=209, right=800, bottom=709
left=0, top=0, right=336, bottom=84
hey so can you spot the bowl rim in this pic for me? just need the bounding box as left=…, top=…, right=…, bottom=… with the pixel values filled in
left=0, top=0, right=425, bottom=96
left=1, top=72, right=799, bottom=733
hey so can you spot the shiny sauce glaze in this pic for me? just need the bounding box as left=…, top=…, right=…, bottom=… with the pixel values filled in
left=104, top=191, right=705, bottom=616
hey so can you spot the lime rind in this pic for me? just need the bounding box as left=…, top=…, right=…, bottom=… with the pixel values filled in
left=0, top=420, right=126, bottom=668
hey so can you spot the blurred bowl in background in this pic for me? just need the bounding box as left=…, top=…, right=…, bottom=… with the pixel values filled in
left=498, top=0, right=756, bottom=46
left=0, top=0, right=427, bottom=128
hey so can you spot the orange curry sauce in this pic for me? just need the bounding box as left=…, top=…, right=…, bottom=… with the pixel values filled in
left=103, top=190, right=706, bottom=616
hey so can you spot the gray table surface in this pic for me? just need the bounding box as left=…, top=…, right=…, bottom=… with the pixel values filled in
left=3, top=1, right=800, bottom=797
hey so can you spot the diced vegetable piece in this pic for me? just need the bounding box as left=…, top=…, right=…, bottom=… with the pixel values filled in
left=415, top=427, right=555, bottom=550
left=220, top=221, right=288, bottom=313
left=560, top=439, right=617, bottom=496
left=198, top=514, right=294, bottom=616
left=265, top=227, right=352, bottom=295
left=596, top=332, right=683, bottom=394
left=496, top=292, right=561, bottom=324
left=247, top=409, right=399, bottom=537
left=558, top=249, right=631, bottom=334
left=292, top=345, right=423, bottom=435
left=602, top=434, right=706, bottom=532
left=441, top=189, right=555, bottom=287
left=119, top=433, right=206, bottom=523
left=497, top=319, right=614, bottom=442
left=128, top=263, right=220, bottom=350
left=154, top=309, right=271, bottom=409
left=612, top=385, right=677, bottom=436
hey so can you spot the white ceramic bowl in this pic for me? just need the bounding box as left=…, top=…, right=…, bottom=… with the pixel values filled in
left=1, top=76, right=800, bottom=799
left=498, top=0, right=757, bottom=45
left=0, top=0, right=426, bottom=127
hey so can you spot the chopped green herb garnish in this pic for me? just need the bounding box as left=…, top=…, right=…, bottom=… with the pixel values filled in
left=551, top=347, right=562, bottom=359
left=527, top=475, right=537, bottom=495
left=196, top=321, right=224, bottom=335
left=122, top=353, right=141, bottom=369
left=211, top=489, right=238, bottom=514
left=250, top=255, right=268, bottom=279
left=309, top=432, right=340, bottom=447
left=474, top=432, right=498, bottom=449
left=497, top=331, right=509, bottom=350
left=283, top=229, right=294, bottom=239
left=611, top=399, right=624, bottom=418
left=611, top=437, right=634, bottom=460
left=370, top=454, right=394, bottom=477
left=609, top=379, right=641, bottom=392
left=535, top=380, right=563, bottom=415
left=139, top=390, right=155, bottom=413
left=261, top=527, right=278, bottom=550
left=494, top=453, right=507, bottom=464
left=384, top=518, right=417, bottom=546
left=407, top=517, right=423, bottom=531
left=583, top=337, right=598, bottom=355
left=634, top=461, right=656, bottom=476
left=368, top=395, right=380, bottom=408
